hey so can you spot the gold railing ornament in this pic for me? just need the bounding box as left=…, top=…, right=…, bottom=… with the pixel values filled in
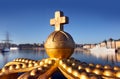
left=0, top=11, right=120, bottom=79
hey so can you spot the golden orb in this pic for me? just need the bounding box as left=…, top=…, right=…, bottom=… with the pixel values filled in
left=104, top=65, right=112, bottom=69
left=103, top=69, right=113, bottom=77
left=115, top=71, right=120, bottom=78
left=93, top=68, right=103, bottom=75
left=113, top=66, right=120, bottom=71
left=44, top=11, right=75, bottom=59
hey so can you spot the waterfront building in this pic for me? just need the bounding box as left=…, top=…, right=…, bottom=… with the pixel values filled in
left=106, top=38, right=113, bottom=48
left=100, top=40, right=107, bottom=47
left=115, top=39, right=120, bottom=49
left=83, top=44, right=96, bottom=49
left=84, top=38, right=120, bottom=51
left=18, top=43, right=44, bottom=50
left=83, top=44, right=91, bottom=49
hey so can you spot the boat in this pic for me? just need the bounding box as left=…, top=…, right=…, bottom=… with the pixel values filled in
left=90, top=45, right=115, bottom=58
left=90, top=45, right=115, bottom=52
left=1, top=47, right=10, bottom=52
left=0, top=32, right=11, bottom=52
left=10, top=47, right=19, bottom=50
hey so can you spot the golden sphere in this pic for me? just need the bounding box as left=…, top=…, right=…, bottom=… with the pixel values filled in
left=103, top=69, right=113, bottom=77
left=85, top=67, right=92, bottom=73
left=104, top=65, right=112, bottom=69
left=96, top=64, right=103, bottom=69
left=115, top=71, right=120, bottom=78
left=73, top=70, right=79, bottom=77
left=78, top=65, right=83, bottom=70
left=114, top=66, right=120, bottom=71
left=79, top=72, right=89, bottom=79
left=93, top=68, right=103, bottom=75
left=44, top=31, right=75, bottom=59
left=90, top=75, right=98, bottom=79
left=67, top=66, right=72, bottom=73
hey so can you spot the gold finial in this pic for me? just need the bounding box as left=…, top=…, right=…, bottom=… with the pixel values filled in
left=50, top=11, right=68, bottom=31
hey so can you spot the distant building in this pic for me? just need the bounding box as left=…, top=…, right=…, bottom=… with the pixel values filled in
left=84, top=38, right=120, bottom=50
left=75, top=44, right=83, bottom=48
left=106, top=39, right=120, bottom=49
left=83, top=44, right=90, bottom=49
left=19, top=43, right=44, bottom=50
left=100, top=41, right=106, bottom=47
left=91, top=44, right=96, bottom=48
left=115, top=39, right=120, bottom=49
left=83, top=44, right=95, bottom=49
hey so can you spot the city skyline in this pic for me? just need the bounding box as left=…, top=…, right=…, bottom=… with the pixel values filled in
left=0, top=0, right=120, bottom=44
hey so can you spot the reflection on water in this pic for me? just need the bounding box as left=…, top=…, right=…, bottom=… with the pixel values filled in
left=0, top=52, right=9, bottom=67
left=90, top=51, right=120, bottom=65
left=0, top=50, right=120, bottom=68
left=72, top=51, right=120, bottom=66
left=91, top=51, right=116, bottom=62
left=0, top=50, right=48, bottom=68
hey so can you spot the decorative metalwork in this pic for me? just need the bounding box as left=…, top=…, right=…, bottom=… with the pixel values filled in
left=45, top=11, right=75, bottom=59
left=0, top=11, right=120, bottom=79
left=50, top=11, right=68, bottom=31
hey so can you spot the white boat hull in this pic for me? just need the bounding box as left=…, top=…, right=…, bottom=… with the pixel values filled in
left=10, top=47, right=19, bottom=50
left=90, top=46, right=115, bottom=59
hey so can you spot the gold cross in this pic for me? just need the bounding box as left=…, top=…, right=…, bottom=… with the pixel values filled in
left=50, top=11, right=68, bottom=31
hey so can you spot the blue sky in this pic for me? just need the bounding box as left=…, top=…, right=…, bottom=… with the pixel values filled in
left=0, top=0, right=120, bottom=44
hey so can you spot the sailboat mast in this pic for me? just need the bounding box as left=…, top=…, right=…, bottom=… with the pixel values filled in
left=6, top=32, right=10, bottom=44
left=4, top=32, right=11, bottom=48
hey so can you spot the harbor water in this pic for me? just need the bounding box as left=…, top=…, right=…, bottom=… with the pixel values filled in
left=0, top=50, right=120, bottom=68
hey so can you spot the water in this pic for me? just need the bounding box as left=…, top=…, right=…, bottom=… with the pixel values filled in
left=0, top=50, right=120, bottom=68
left=0, top=50, right=48, bottom=68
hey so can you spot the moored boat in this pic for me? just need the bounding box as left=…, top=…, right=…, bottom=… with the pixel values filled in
left=1, top=47, right=10, bottom=52
left=90, top=45, right=115, bottom=58
left=10, top=47, right=19, bottom=50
